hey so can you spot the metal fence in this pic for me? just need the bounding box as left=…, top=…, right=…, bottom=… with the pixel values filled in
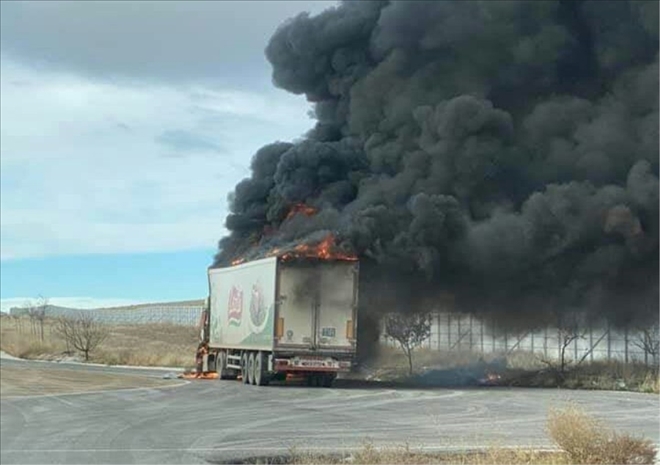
left=9, top=301, right=205, bottom=326
left=10, top=303, right=658, bottom=365
left=381, top=311, right=660, bottom=366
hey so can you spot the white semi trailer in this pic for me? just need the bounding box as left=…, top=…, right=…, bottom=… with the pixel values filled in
left=198, top=256, right=359, bottom=387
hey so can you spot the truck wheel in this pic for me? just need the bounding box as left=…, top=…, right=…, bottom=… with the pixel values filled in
left=322, top=374, right=336, bottom=388
left=254, top=351, right=269, bottom=386
left=247, top=352, right=256, bottom=385
left=218, top=351, right=229, bottom=379
left=241, top=352, right=249, bottom=384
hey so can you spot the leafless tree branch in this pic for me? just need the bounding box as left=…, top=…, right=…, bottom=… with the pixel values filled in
left=53, top=312, right=108, bottom=361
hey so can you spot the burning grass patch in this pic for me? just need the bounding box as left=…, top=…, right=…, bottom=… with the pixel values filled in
left=359, top=347, right=504, bottom=381
left=361, top=346, right=659, bottom=394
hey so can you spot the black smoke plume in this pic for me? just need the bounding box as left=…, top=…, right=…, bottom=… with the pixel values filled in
left=215, top=0, right=659, bottom=329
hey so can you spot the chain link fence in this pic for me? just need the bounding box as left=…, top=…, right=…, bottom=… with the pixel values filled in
left=9, top=301, right=205, bottom=326
left=381, top=311, right=660, bottom=367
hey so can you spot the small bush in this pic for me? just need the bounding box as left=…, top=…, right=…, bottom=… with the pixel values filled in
left=605, top=434, right=660, bottom=465
left=639, top=372, right=660, bottom=394
left=547, top=405, right=657, bottom=464
left=352, top=442, right=383, bottom=464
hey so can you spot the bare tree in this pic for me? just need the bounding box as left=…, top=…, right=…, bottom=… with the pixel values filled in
left=35, top=296, right=48, bottom=342
left=12, top=310, right=25, bottom=334
left=23, top=297, right=48, bottom=342
left=23, top=300, right=37, bottom=336
left=541, top=312, right=587, bottom=378
left=54, top=312, right=108, bottom=361
left=633, top=325, right=659, bottom=368
left=557, top=322, right=587, bottom=374
left=385, top=312, right=431, bottom=376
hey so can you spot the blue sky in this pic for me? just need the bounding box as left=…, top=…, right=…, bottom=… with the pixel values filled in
left=0, top=1, right=336, bottom=311
left=0, top=249, right=214, bottom=311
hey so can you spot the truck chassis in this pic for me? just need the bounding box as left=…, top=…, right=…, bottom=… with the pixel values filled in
left=198, top=340, right=351, bottom=387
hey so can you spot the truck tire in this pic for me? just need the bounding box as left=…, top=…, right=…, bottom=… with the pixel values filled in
left=322, top=374, right=336, bottom=388
left=218, top=351, right=229, bottom=380
left=306, top=374, right=321, bottom=387
left=241, top=352, right=249, bottom=384
left=247, top=352, right=256, bottom=385
left=254, top=351, right=269, bottom=386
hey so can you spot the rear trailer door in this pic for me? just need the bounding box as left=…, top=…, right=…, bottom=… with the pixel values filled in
left=316, top=262, right=358, bottom=351
left=276, top=263, right=315, bottom=348
left=276, top=260, right=357, bottom=352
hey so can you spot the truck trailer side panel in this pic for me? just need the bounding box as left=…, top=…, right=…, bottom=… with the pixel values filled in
left=208, top=257, right=277, bottom=351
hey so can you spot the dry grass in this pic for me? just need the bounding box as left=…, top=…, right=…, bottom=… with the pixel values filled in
left=1, top=317, right=198, bottom=368
left=547, top=405, right=657, bottom=464
left=504, top=360, right=660, bottom=394
left=0, top=317, right=68, bottom=358
left=236, top=443, right=568, bottom=465
left=639, top=371, right=660, bottom=394
left=364, top=346, right=659, bottom=394
left=93, top=323, right=198, bottom=367
left=282, top=443, right=568, bottom=465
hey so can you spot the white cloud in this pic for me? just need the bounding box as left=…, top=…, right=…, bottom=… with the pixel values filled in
left=0, top=1, right=338, bottom=88
left=0, top=296, right=146, bottom=313
left=0, top=57, right=314, bottom=260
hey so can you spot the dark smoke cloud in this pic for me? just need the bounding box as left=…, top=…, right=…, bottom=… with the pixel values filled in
left=215, top=0, right=659, bottom=328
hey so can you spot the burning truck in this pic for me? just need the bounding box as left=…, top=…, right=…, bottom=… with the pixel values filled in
left=192, top=0, right=658, bottom=388
left=193, top=234, right=359, bottom=387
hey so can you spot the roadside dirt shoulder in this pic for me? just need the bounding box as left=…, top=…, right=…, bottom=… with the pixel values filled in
left=0, top=363, right=180, bottom=397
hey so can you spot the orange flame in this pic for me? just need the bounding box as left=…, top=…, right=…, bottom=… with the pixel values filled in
left=179, top=372, right=220, bottom=380
left=266, top=248, right=281, bottom=258
left=280, top=234, right=357, bottom=262
left=485, top=372, right=501, bottom=382
left=230, top=231, right=357, bottom=266
left=285, top=203, right=318, bottom=220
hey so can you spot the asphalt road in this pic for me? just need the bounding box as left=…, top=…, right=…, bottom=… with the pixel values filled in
left=1, top=358, right=658, bottom=465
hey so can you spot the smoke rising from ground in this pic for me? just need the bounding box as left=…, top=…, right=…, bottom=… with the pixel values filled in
left=215, top=1, right=659, bottom=328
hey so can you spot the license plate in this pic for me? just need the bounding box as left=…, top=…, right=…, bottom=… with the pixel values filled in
left=301, top=361, right=326, bottom=367
left=321, top=327, right=336, bottom=337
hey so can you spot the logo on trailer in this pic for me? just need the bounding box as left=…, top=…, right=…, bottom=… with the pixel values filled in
left=227, top=286, right=243, bottom=326
left=248, top=282, right=271, bottom=334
